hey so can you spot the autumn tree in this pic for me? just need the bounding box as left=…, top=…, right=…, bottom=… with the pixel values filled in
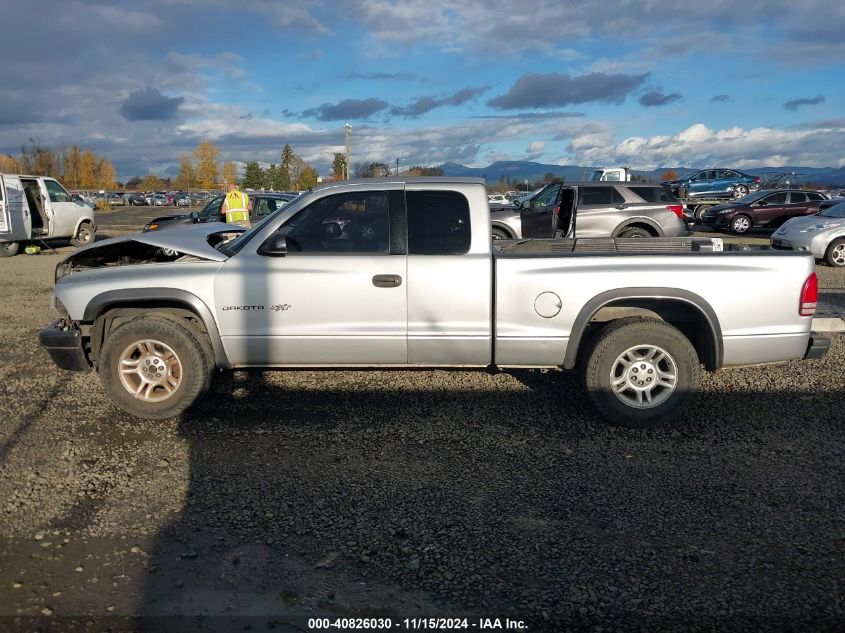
left=139, top=174, right=164, bottom=191
left=286, top=156, right=307, bottom=190
left=267, top=163, right=290, bottom=190
left=241, top=161, right=266, bottom=189
left=194, top=141, right=220, bottom=189
left=173, top=153, right=196, bottom=190
left=221, top=161, right=238, bottom=186
left=79, top=150, right=98, bottom=189
left=331, top=153, right=346, bottom=180
left=660, top=169, right=678, bottom=181
left=62, top=146, right=82, bottom=189
left=0, top=155, right=19, bottom=173
left=297, top=165, right=319, bottom=190
left=95, top=158, right=117, bottom=189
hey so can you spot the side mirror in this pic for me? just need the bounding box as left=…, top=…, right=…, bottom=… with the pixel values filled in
left=190, top=211, right=199, bottom=220
left=258, top=234, right=288, bottom=257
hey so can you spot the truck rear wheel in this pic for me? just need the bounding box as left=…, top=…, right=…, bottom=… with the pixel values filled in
left=0, top=241, right=20, bottom=257
left=99, top=316, right=212, bottom=420
left=584, top=317, right=700, bottom=428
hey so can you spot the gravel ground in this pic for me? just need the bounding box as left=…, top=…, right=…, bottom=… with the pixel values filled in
left=0, top=214, right=843, bottom=632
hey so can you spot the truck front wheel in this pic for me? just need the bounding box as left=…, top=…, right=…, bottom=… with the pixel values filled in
left=584, top=318, right=700, bottom=429
left=70, top=221, right=95, bottom=247
left=99, top=316, right=212, bottom=420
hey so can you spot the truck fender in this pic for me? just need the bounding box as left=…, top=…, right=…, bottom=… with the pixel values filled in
left=563, top=287, right=723, bottom=370
left=82, top=288, right=231, bottom=369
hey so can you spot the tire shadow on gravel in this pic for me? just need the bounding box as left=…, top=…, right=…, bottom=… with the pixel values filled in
left=129, top=362, right=845, bottom=632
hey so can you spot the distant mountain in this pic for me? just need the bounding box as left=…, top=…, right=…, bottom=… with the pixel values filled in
left=438, top=161, right=845, bottom=186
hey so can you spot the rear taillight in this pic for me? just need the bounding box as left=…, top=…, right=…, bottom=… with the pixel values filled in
left=799, top=273, right=818, bottom=316
left=666, top=204, right=684, bottom=219
left=554, top=205, right=560, bottom=216
left=753, top=177, right=761, bottom=183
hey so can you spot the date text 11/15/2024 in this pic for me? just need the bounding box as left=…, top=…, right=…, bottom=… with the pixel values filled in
left=307, top=617, right=528, bottom=630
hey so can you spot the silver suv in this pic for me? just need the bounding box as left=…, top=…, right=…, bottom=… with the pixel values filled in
left=490, top=182, right=690, bottom=240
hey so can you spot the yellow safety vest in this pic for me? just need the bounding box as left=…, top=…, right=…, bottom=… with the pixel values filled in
left=223, top=190, right=250, bottom=226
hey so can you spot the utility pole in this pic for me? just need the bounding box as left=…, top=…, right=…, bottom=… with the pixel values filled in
left=344, top=123, right=351, bottom=180
left=395, top=158, right=399, bottom=177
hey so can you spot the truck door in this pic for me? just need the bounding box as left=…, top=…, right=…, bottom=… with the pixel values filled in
left=42, top=178, right=78, bottom=237
left=214, top=187, right=408, bottom=366
left=405, top=185, right=492, bottom=365
left=0, top=176, right=32, bottom=242
left=519, top=183, right=562, bottom=238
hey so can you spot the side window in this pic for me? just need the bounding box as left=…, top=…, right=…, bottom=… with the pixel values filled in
left=280, top=191, right=390, bottom=254
left=579, top=186, right=621, bottom=206
left=763, top=192, right=788, bottom=205
left=788, top=192, right=808, bottom=204
left=44, top=179, right=72, bottom=203
left=627, top=186, right=676, bottom=203
left=407, top=190, right=471, bottom=255
left=806, top=192, right=824, bottom=201
left=201, top=196, right=223, bottom=219
left=722, top=170, right=738, bottom=178
left=530, top=184, right=561, bottom=208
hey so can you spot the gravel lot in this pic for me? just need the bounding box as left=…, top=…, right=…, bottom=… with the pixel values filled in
left=0, top=208, right=843, bottom=631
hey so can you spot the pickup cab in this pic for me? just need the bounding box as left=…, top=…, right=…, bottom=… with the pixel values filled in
left=39, top=178, right=829, bottom=428
left=0, top=174, right=96, bottom=256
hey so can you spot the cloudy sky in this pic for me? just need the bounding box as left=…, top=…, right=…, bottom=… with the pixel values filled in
left=2, top=0, right=844, bottom=179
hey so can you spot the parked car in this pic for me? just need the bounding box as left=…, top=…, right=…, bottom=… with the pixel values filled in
left=663, top=169, right=760, bottom=199
left=143, top=192, right=297, bottom=231
left=71, top=193, right=95, bottom=210
left=488, top=194, right=510, bottom=206
left=491, top=182, right=689, bottom=240
left=127, top=193, right=148, bottom=206
left=40, top=177, right=828, bottom=429
left=699, top=189, right=829, bottom=234
left=151, top=194, right=169, bottom=206
left=1, top=174, right=96, bottom=256
left=107, top=193, right=126, bottom=206
left=771, top=200, right=845, bottom=267
left=174, top=193, right=191, bottom=207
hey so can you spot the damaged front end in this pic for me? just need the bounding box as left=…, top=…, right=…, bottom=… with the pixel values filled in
left=55, top=224, right=243, bottom=280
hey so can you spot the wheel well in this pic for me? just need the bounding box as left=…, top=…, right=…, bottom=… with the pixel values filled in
left=616, top=222, right=658, bottom=237
left=571, top=298, right=720, bottom=371
left=90, top=303, right=209, bottom=366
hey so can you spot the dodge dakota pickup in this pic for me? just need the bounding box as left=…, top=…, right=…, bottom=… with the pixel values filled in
left=39, top=178, right=829, bottom=428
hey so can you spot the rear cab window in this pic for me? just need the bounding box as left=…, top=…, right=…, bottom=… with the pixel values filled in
left=406, top=190, right=471, bottom=255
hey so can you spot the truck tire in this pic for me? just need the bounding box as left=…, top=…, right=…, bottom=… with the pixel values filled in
left=584, top=317, right=700, bottom=429
left=70, top=221, right=95, bottom=247
left=99, top=316, right=212, bottom=420
left=825, top=238, right=845, bottom=267
left=0, top=241, right=20, bottom=257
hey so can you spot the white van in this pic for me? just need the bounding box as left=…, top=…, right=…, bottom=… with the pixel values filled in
left=0, top=174, right=96, bottom=257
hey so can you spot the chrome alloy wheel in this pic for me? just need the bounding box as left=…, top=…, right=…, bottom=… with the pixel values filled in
left=732, top=216, right=750, bottom=233
left=831, top=243, right=845, bottom=266
left=609, top=345, right=678, bottom=409
left=117, top=339, right=182, bottom=402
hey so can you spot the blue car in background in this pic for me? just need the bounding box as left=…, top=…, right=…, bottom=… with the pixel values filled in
left=663, top=169, right=760, bottom=199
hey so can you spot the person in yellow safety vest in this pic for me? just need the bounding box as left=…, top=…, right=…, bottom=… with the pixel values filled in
left=221, top=183, right=251, bottom=228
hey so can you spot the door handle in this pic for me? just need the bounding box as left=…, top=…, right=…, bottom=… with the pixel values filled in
left=372, top=274, right=402, bottom=288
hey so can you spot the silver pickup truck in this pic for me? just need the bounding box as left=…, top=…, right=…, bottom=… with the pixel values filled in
left=39, top=177, right=829, bottom=428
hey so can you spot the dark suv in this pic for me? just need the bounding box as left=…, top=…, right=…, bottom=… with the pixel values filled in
left=143, top=193, right=296, bottom=231
left=699, top=189, right=829, bottom=234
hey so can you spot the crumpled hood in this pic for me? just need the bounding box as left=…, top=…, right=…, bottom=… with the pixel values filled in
left=70, top=222, right=244, bottom=263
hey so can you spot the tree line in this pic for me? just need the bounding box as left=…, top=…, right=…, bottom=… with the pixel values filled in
left=0, top=140, right=117, bottom=190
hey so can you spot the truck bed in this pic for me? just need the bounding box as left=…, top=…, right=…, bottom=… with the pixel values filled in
left=494, top=236, right=732, bottom=256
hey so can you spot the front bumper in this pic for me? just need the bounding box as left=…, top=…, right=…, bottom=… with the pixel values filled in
left=804, top=333, right=831, bottom=360
left=771, top=233, right=827, bottom=259
left=39, top=320, right=90, bottom=371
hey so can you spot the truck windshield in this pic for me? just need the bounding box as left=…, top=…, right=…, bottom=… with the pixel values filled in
left=219, top=190, right=316, bottom=255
